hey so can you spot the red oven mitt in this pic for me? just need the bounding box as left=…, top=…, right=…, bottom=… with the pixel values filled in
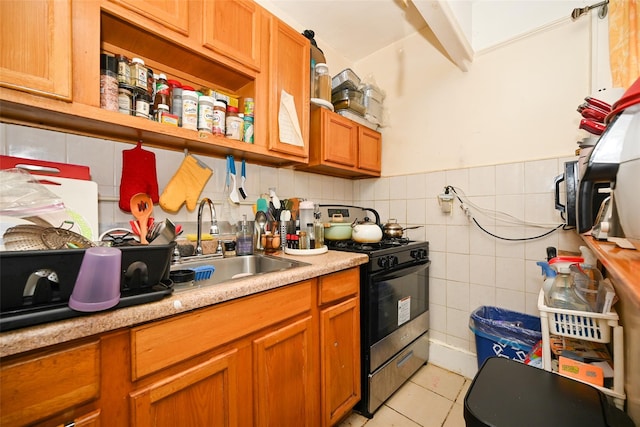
left=119, top=142, right=159, bottom=212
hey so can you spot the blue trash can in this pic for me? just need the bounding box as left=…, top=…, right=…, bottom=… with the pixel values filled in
left=469, top=306, right=542, bottom=367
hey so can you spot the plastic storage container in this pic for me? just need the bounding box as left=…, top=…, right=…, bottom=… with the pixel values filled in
left=331, top=89, right=366, bottom=116
left=469, top=306, right=542, bottom=367
left=332, top=68, right=361, bottom=92
left=362, top=84, right=384, bottom=125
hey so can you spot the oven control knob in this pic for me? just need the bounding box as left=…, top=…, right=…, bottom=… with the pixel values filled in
left=390, top=256, right=398, bottom=267
left=377, top=257, right=390, bottom=269
left=411, top=249, right=427, bottom=260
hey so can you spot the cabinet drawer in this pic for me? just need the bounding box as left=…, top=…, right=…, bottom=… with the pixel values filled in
left=0, top=341, right=100, bottom=425
left=131, top=280, right=313, bottom=380
left=318, top=268, right=359, bottom=305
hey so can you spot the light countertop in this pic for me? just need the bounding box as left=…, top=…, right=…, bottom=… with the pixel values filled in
left=0, top=250, right=368, bottom=358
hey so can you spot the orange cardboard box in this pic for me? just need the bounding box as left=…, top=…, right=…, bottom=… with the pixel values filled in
left=558, top=356, right=604, bottom=387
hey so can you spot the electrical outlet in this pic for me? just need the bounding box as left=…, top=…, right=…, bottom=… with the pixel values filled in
left=438, top=193, right=454, bottom=214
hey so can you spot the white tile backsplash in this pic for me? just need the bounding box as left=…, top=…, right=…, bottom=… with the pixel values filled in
left=496, top=162, right=524, bottom=195
left=525, top=158, right=559, bottom=194
left=389, top=175, right=407, bottom=200
left=4, top=123, right=586, bottom=369
left=446, top=280, right=470, bottom=311
left=446, top=253, right=470, bottom=283
left=468, top=166, right=496, bottom=196
left=374, top=176, right=390, bottom=200
left=406, top=173, right=427, bottom=198
left=446, top=225, right=469, bottom=254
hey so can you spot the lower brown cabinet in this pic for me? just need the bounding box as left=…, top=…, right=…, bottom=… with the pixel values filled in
left=0, top=268, right=361, bottom=427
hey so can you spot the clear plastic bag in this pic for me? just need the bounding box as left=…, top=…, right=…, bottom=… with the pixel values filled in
left=0, top=168, right=65, bottom=217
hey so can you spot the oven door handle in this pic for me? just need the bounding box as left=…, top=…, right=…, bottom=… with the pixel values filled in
left=371, top=261, right=430, bottom=281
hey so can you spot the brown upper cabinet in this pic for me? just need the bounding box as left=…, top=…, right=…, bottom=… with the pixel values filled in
left=0, top=0, right=72, bottom=101
left=202, top=0, right=261, bottom=72
left=259, top=12, right=310, bottom=160
left=303, top=107, right=381, bottom=178
left=0, top=0, right=309, bottom=167
left=108, top=0, right=190, bottom=36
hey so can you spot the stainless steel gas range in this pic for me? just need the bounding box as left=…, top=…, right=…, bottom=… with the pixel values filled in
left=320, top=205, right=430, bottom=418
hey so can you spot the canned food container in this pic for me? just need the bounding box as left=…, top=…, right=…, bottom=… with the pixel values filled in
left=331, top=89, right=366, bottom=116
left=332, top=68, right=361, bottom=92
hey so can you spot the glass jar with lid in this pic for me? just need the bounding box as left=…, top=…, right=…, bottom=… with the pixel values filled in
left=130, top=57, right=148, bottom=91
left=314, top=63, right=331, bottom=102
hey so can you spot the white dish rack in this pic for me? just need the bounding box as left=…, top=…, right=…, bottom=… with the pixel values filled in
left=537, top=289, right=625, bottom=408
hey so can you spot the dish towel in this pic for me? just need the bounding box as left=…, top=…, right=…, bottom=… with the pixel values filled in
left=119, top=142, right=159, bottom=212
left=160, top=154, right=212, bottom=212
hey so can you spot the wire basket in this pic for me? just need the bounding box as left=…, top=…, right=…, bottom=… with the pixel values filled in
left=537, top=290, right=617, bottom=343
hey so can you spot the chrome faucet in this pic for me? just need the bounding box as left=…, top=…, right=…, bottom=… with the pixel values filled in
left=196, top=198, right=220, bottom=256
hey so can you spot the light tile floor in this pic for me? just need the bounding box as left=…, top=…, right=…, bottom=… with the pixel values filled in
left=338, top=364, right=471, bottom=427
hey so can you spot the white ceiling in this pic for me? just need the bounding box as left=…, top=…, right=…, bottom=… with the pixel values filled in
left=264, top=0, right=595, bottom=65
left=267, top=0, right=431, bottom=63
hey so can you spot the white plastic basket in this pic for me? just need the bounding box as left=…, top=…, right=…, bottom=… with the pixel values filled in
left=537, top=291, right=618, bottom=343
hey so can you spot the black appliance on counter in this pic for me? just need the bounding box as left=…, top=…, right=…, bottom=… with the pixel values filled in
left=555, top=160, right=608, bottom=229
left=319, top=205, right=430, bottom=418
left=0, top=243, right=175, bottom=331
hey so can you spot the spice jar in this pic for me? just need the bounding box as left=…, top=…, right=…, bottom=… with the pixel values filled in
left=134, top=90, right=151, bottom=119
left=181, top=88, right=198, bottom=130
left=314, top=63, right=331, bottom=102
left=117, top=84, right=134, bottom=115
left=154, top=74, right=171, bottom=112
left=155, top=103, right=169, bottom=122
left=100, top=53, right=118, bottom=112
left=244, top=97, right=254, bottom=117
left=197, top=96, right=214, bottom=132
left=116, top=54, right=130, bottom=85
left=168, top=80, right=183, bottom=121
left=212, top=99, right=226, bottom=135
left=130, top=57, right=148, bottom=91
left=225, top=106, right=243, bottom=140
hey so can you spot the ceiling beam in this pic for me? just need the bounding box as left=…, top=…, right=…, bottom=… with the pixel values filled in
left=413, top=0, right=475, bottom=71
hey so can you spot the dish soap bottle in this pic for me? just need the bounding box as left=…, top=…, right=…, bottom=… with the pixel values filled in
left=236, top=214, right=253, bottom=256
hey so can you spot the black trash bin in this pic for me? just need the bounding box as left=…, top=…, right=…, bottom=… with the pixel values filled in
left=469, top=306, right=542, bottom=367
left=464, top=357, right=634, bottom=427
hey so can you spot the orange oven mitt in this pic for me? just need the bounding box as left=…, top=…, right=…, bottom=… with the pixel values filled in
left=160, top=154, right=212, bottom=212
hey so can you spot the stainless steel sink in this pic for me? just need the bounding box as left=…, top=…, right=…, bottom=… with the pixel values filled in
left=170, top=254, right=310, bottom=291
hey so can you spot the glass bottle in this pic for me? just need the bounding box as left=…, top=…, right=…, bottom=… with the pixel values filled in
left=314, top=211, right=324, bottom=249
left=307, top=223, right=315, bottom=250
left=299, top=231, right=308, bottom=250
left=236, top=215, right=254, bottom=256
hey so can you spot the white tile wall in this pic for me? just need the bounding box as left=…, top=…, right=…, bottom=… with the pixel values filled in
left=2, top=122, right=588, bottom=364
left=1, top=124, right=355, bottom=234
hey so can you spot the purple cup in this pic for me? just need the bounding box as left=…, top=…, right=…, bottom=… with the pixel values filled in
left=69, top=247, right=122, bottom=312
